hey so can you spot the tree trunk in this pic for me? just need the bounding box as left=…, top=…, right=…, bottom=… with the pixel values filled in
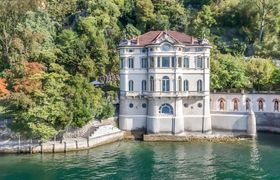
left=258, top=15, right=265, bottom=42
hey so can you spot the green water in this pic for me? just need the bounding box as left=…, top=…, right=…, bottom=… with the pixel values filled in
left=1, top=133, right=280, bottom=180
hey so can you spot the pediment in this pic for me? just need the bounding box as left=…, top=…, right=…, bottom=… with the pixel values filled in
left=152, top=32, right=180, bottom=44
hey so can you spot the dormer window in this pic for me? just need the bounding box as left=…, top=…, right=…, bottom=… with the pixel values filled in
left=161, top=44, right=171, bottom=51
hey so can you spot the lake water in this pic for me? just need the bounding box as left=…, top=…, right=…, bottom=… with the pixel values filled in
left=1, top=133, right=280, bottom=180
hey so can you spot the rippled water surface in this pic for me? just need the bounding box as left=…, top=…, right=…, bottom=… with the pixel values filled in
left=1, top=133, right=280, bottom=180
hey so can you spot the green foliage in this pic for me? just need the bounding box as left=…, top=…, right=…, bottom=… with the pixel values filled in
left=135, top=0, right=154, bottom=31
left=123, top=24, right=141, bottom=39
left=97, top=101, right=115, bottom=120
left=191, top=5, right=216, bottom=38
left=28, top=123, right=57, bottom=143
left=272, top=68, right=280, bottom=90
left=246, top=58, right=276, bottom=91
left=66, top=74, right=104, bottom=127
left=210, top=53, right=250, bottom=90
left=152, top=0, right=190, bottom=32
left=1, top=0, right=280, bottom=141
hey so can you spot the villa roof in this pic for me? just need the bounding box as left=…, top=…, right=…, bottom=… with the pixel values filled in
left=138, top=31, right=194, bottom=45
left=119, top=31, right=209, bottom=47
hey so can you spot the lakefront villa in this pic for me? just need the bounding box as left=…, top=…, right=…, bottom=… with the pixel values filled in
left=119, top=31, right=212, bottom=134
left=118, top=31, right=280, bottom=136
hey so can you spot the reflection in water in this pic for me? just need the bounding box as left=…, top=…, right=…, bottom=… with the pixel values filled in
left=1, top=133, right=280, bottom=179
left=249, top=139, right=260, bottom=170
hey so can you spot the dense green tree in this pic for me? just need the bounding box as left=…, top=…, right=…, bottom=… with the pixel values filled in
left=1, top=0, right=280, bottom=141
left=246, top=58, right=276, bottom=91
left=210, top=53, right=250, bottom=90
left=135, top=0, right=155, bottom=31
left=152, top=0, right=190, bottom=32
left=66, top=74, right=104, bottom=127
left=190, top=5, right=216, bottom=38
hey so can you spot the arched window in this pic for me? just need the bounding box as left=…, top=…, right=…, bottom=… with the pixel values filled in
left=273, top=99, right=279, bottom=112
left=128, top=80, right=134, bottom=91
left=142, top=80, right=146, bottom=91
left=162, top=76, right=170, bottom=92
left=218, top=98, right=225, bottom=111
left=197, top=80, right=203, bottom=92
left=246, top=98, right=251, bottom=111
left=184, top=80, right=189, bottom=91
left=161, top=43, right=171, bottom=51
left=159, top=103, right=173, bottom=115
left=257, top=98, right=265, bottom=111
left=232, top=98, right=239, bottom=111
left=178, top=76, right=182, bottom=91
left=150, top=76, right=154, bottom=91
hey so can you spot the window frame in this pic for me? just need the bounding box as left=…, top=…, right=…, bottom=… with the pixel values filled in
left=162, top=76, right=170, bottom=92
left=197, top=80, right=203, bottom=92
left=128, top=80, right=134, bottom=91
left=128, top=57, right=134, bottom=68
left=159, top=103, right=174, bottom=115
left=183, top=80, right=189, bottom=91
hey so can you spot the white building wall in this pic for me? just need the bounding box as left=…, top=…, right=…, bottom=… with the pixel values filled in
left=119, top=36, right=212, bottom=134
left=210, top=93, right=280, bottom=113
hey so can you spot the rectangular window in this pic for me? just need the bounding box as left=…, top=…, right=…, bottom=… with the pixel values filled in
left=178, top=57, right=182, bottom=67
left=141, top=58, right=147, bottom=68
left=157, top=57, right=161, bottom=67
left=150, top=79, right=154, bottom=91
left=162, top=57, right=170, bottom=68
left=129, top=49, right=134, bottom=52
left=120, top=58, right=124, bottom=69
left=150, top=57, right=154, bottom=68
left=171, top=57, right=175, bottom=67
left=195, top=48, right=203, bottom=52
left=184, top=48, right=190, bottom=52
left=196, top=57, right=203, bottom=69
left=142, top=80, right=147, bottom=91
left=128, top=58, right=134, bottom=68
left=184, top=57, right=189, bottom=68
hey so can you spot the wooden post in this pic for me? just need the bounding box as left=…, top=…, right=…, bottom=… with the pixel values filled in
left=18, top=134, right=21, bottom=154
left=29, top=145, right=33, bottom=154
left=64, top=142, right=67, bottom=153
left=87, top=137, right=90, bottom=148
left=29, top=139, right=33, bottom=154
left=52, top=144, right=55, bottom=153
left=41, top=144, right=43, bottom=154
left=75, top=140, right=78, bottom=150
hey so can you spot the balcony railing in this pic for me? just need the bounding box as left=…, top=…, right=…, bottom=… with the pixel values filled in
left=120, top=91, right=209, bottom=97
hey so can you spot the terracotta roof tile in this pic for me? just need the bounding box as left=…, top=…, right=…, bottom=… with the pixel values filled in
left=133, top=31, right=196, bottom=46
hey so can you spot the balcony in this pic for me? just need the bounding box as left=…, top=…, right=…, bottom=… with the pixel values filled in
left=120, top=91, right=209, bottom=98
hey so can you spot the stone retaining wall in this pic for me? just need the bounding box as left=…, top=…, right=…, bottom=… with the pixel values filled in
left=0, top=131, right=124, bottom=154
left=143, top=133, right=250, bottom=142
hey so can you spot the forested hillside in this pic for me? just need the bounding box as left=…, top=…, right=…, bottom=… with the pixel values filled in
left=0, top=0, right=280, bottom=140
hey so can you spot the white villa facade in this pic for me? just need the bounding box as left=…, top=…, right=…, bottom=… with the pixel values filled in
left=118, top=31, right=212, bottom=134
